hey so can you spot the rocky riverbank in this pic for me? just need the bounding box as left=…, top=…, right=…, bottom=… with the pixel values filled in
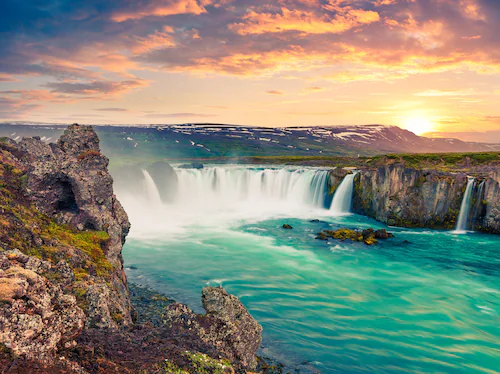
left=0, top=125, right=263, bottom=373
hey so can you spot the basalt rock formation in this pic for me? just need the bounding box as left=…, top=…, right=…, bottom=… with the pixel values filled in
left=476, top=170, right=500, bottom=233
left=348, top=164, right=500, bottom=233
left=327, top=168, right=350, bottom=196
left=352, top=165, right=468, bottom=230
left=0, top=125, right=263, bottom=373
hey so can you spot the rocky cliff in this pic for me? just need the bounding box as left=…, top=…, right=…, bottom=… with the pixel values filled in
left=339, top=164, right=500, bottom=233
left=0, top=125, right=262, bottom=373
left=476, top=170, right=500, bottom=233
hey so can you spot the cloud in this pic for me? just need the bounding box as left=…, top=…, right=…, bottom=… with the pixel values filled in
left=95, top=107, right=130, bottom=112
left=143, top=112, right=218, bottom=118
left=266, top=90, right=284, bottom=95
left=44, top=79, right=147, bottom=96
left=302, top=86, right=325, bottom=94
left=111, top=0, right=210, bottom=22
left=414, top=89, right=480, bottom=97
left=0, top=96, right=42, bottom=118
left=2, top=0, right=500, bottom=114
left=228, top=7, right=380, bottom=35
left=285, top=111, right=338, bottom=116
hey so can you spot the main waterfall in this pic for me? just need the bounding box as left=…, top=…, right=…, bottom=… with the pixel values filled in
left=118, top=166, right=335, bottom=234
left=172, top=167, right=331, bottom=209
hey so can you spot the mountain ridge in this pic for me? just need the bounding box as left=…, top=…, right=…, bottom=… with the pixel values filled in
left=1, top=122, right=499, bottom=162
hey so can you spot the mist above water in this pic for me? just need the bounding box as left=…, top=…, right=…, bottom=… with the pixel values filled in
left=115, top=165, right=348, bottom=237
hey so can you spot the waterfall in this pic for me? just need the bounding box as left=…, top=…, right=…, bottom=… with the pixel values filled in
left=138, top=166, right=330, bottom=211
left=455, top=177, right=476, bottom=233
left=141, top=170, right=162, bottom=205
left=310, top=170, right=330, bottom=208
left=330, top=171, right=358, bottom=215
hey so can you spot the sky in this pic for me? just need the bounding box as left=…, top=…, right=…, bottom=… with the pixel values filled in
left=1, top=0, right=500, bottom=142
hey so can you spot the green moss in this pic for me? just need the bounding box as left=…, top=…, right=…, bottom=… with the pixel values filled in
left=43, top=223, right=113, bottom=277
left=184, top=352, right=232, bottom=374
left=143, top=352, right=232, bottom=374
left=144, top=360, right=190, bottom=374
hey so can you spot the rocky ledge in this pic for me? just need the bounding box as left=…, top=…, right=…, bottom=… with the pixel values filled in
left=316, top=228, right=394, bottom=245
left=0, top=124, right=262, bottom=373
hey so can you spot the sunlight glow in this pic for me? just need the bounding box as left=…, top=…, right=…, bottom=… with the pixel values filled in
left=404, top=117, right=434, bottom=135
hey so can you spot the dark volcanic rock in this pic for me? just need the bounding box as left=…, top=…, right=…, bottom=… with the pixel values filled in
left=164, top=286, right=263, bottom=372
left=328, top=168, right=350, bottom=195
left=374, top=229, right=394, bottom=239
left=353, top=165, right=467, bottom=230
left=17, top=124, right=132, bottom=327
left=282, top=224, right=293, bottom=229
left=19, top=124, right=130, bottom=264
left=178, top=162, right=204, bottom=169
left=316, top=228, right=394, bottom=245
left=352, top=164, right=500, bottom=234
left=477, top=170, right=500, bottom=233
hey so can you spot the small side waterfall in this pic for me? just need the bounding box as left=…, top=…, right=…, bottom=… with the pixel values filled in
left=455, top=177, right=476, bottom=233
left=141, top=170, right=162, bottom=205
left=330, top=171, right=358, bottom=215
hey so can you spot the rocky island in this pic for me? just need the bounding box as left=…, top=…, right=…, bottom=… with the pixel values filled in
left=0, top=125, right=262, bottom=373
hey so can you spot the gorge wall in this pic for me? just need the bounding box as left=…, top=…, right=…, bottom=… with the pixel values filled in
left=344, top=165, right=500, bottom=233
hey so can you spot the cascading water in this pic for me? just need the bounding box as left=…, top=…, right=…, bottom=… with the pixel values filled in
left=330, top=171, right=358, bottom=215
left=141, top=170, right=162, bottom=205
left=172, top=167, right=330, bottom=209
left=454, top=177, right=476, bottom=233
left=119, top=166, right=332, bottom=233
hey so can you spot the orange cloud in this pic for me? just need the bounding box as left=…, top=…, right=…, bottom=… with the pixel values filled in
left=130, top=30, right=176, bottom=54
left=111, top=0, right=210, bottom=22
left=228, top=7, right=380, bottom=35
left=266, top=90, right=284, bottom=95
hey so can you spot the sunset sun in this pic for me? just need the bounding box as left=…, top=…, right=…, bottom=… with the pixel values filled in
left=404, top=117, right=434, bottom=136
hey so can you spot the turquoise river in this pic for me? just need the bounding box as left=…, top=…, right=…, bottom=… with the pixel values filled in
left=116, top=165, right=500, bottom=373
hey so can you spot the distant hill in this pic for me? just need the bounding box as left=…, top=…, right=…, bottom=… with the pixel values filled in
left=1, top=122, right=499, bottom=163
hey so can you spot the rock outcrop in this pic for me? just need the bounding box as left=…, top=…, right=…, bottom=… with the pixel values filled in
left=352, top=165, right=468, bottom=229
left=328, top=168, right=349, bottom=196
left=476, top=170, right=500, bottom=233
left=17, top=124, right=132, bottom=327
left=164, top=286, right=262, bottom=372
left=0, top=250, right=85, bottom=361
left=19, top=125, right=130, bottom=266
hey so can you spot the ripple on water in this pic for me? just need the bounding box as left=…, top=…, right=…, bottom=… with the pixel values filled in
left=124, top=216, right=500, bottom=373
